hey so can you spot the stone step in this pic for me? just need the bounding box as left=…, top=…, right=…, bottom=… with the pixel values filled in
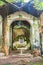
left=10, top=53, right=33, bottom=58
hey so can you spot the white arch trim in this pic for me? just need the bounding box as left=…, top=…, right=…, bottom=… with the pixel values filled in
left=7, top=11, right=36, bottom=26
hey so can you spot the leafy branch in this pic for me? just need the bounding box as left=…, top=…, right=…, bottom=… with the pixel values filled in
left=34, top=0, right=43, bottom=10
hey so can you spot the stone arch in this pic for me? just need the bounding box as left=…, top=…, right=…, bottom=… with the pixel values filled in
left=6, top=11, right=41, bottom=55
left=7, top=11, right=35, bottom=50
left=7, top=11, right=34, bottom=27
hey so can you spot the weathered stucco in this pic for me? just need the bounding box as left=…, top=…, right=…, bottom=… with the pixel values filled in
left=0, top=11, right=43, bottom=55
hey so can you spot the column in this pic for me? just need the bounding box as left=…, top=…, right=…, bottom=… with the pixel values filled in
left=2, top=16, right=9, bottom=56
left=40, top=13, right=43, bottom=55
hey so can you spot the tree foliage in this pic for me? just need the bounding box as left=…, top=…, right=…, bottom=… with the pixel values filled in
left=0, top=1, right=5, bottom=6
left=0, top=0, right=24, bottom=6
left=34, top=0, right=43, bottom=10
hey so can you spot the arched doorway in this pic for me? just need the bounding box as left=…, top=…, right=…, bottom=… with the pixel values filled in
left=7, top=11, right=40, bottom=55
left=9, top=20, right=32, bottom=54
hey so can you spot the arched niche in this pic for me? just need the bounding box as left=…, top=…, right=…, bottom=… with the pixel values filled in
left=7, top=11, right=35, bottom=49
left=7, top=11, right=34, bottom=26
left=7, top=11, right=34, bottom=45
left=6, top=11, right=40, bottom=53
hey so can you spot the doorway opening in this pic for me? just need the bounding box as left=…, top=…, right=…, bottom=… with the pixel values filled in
left=10, top=20, right=32, bottom=55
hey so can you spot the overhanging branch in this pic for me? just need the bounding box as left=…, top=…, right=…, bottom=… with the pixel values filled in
left=0, top=0, right=20, bottom=9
